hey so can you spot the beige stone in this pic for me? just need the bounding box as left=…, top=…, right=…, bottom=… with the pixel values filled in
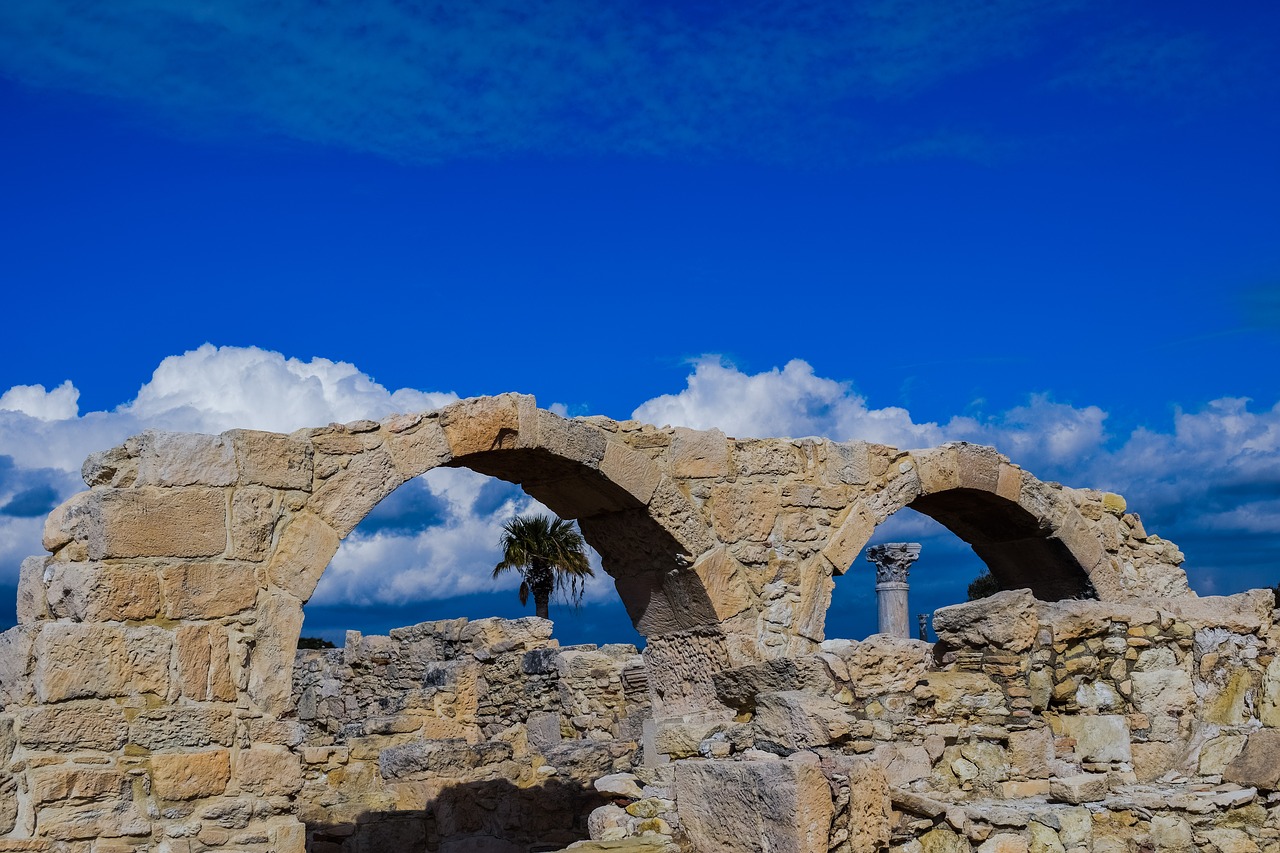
left=266, top=511, right=340, bottom=600
left=819, top=503, right=876, bottom=574
left=1224, top=729, right=1280, bottom=790
left=979, top=835, right=1030, bottom=853
left=175, top=624, right=236, bottom=702
left=690, top=547, right=755, bottom=621
left=95, top=487, right=227, bottom=559
left=1060, top=715, right=1131, bottom=764
left=668, top=427, right=730, bottom=479
left=235, top=745, right=303, bottom=796
left=135, top=431, right=237, bottom=487
left=1007, top=728, right=1053, bottom=779
left=439, top=394, right=531, bottom=457
left=18, top=707, right=127, bottom=751
left=1028, top=820, right=1066, bottom=853
left=598, top=441, right=663, bottom=505
left=309, top=446, right=403, bottom=536
left=228, top=485, right=279, bottom=561
left=753, top=690, right=852, bottom=750
left=675, top=758, right=833, bottom=853
left=43, top=562, right=162, bottom=622
left=31, top=767, right=126, bottom=805
left=1048, top=773, right=1107, bottom=804
left=710, top=483, right=780, bottom=543
left=161, top=562, right=259, bottom=618
left=934, top=589, right=1039, bottom=652
left=152, top=750, right=231, bottom=800
left=231, top=429, right=313, bottom=489
left=383, top=416, right=452, bottom=479
left=34, top=624, right=171, bottom=702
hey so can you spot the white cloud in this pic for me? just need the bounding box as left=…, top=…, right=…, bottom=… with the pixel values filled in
left=0, top=381, right=79, bottom=421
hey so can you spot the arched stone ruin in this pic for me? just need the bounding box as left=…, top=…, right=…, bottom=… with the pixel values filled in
left=2, top=394, right=1276, bottom=853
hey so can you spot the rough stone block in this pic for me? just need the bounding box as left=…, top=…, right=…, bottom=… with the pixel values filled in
left=230, top=430, right=313, bottom=490
left=710, top=483, right=779, bottom=543
left=128, top=706, right=234, bottom=750
left=235, top=744, right=303, bottom=796
left=43, top=563, right=162, bottom=622
left=95, top=487, right=227, bottom=559
left=19, top=707, right=127, bottom=751
left=31, top=767, right=127, bottom=805
left=310, top=447, right=402, bottom=537
left=439, top=394, right=531, bottom=457
left=384, top=417, right=452, bottom=479
left=1048, top=773, right=1108, bottom=804
left=266, top=511, right=339, bottom=600
left=152, top=750, right=231, bottom=800
left=228, top=486, right=279, bottom=561
left=1060, top=715, right=1131, bottom=764
left=819, top=503, right=875, bottom=575
left=1224, top=729, right=1280, bottom=790
left=599, top=441, right=662, bottom=505
left=754, top=690, right=852, bottom=750
left=34, top=624, right=171, bottom=702
left=160, top=562, right=259, bottom=619
left=135, top=431, right=237, bottom=487
left=668, top=427, right=730, bottom=479
left=175, top=624, right=236, bottom=702
left=675, top=757, right=834, bottom=853
left=689, top=547, right=754, bottom=621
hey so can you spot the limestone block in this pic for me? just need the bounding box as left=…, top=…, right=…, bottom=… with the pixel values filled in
left=710, top=483, right=780, bottom=543
left=819, top=503, right=875, bottom=575
left=82, top=442, right=138, bottom=488
left=95, top=487, right=227, bottom=559
left=1198, top=734, right=1246, bottom=777
left=675, top=758, right=834, bottom=853
left=668, top=427, right=730, bottom=479
left=919, top=826, right=970, bottom=853
left=128, top=706, right=235, bottom=750
left=529, top=409, right=608, bottom=467
left=134, top=431, right=237, bottom=487
left=42, top=490, right=97, bottom=554
left=874, top=743, right=933, bottom=786
left=1008, top=728, right=1054, bottom=779
left=31, top=767, right=127, bottom=804
left=235, top=744, right=303, bottom=796
left=1201, top=829, right=1259, bottom=853
left=918, top=671, right=1006, bottom=717
left=914, top=446, right=962, bottom=495
left=1147, top=590, right=1273, bottom=634
left=384, top=415, right=452, bottom=479
left=230, top=430, right=313, bottom=490
left=1261, top=657, right=1280, bottom=727
left=439, top=394, right=533, bottom=457
left=979, top=834, right=1030, bottom=853
left=152, top=750, right=231, bottom=800
left=1130, top=670, right=1194, bottom=741
left=839, top=635, right=933, bottom=698
left=309, top=446, right=403, bottom=536
left=18, top=706, right=127, bottom=750
left=815, top=440, right=871, bottom=486
left=266, top=511, right=339, bottom=600
left=17, top=555, right=49, bottom=622
left=1048, top=509, right=1104, bottom=580
left=160, top=562, right=259, bottom=619
left=1131, top=741, right=1179, bottom=782
left=0, top=717, right=14, bottom=766
left=178, top=623, right=237, bottom=703
left=34, top=624, right=171, bottom=702
left=247, top=591, right=304, bottom=714
left=1059, top=715, right=1131, bottom=764
left=43, top=562, right=162, bottom=622
left=228, top=486, right=279, bottom=561
left=934, top=588, right=1039, bottom=652
left=753, top=690, right=852, bottom=750
left=834, top=756, right=891, bottom=852
left=688, top=547, right=755, bottom=622
left=1028, top=820, right=1066, bottom=853
left=1224, top=730, right=1280, bottom=790
left=34, top=799, right=150, bottom=841
left=594, top=773, right=645, bottom=800
left=0, top=775, right=15, bottom=836
left=599, top=441, right=663, bottom=505
left=1048, top=773, right=1107, bottom=804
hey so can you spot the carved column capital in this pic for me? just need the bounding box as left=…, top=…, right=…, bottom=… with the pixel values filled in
left=866, top=542, right=922, bottom=584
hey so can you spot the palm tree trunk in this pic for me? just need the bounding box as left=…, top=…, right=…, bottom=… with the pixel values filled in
left=534, top=592, right=550, bottom=620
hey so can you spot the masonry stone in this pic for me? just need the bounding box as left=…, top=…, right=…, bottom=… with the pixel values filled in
left=1, top=395, right=1266, bottom=852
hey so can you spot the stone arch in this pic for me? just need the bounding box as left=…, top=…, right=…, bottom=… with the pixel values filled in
left=817, top=442, right=1188, bottom=610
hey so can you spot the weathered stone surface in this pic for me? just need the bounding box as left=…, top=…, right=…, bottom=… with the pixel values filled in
left=668, top=427, right=730, bottom=479
left=175, top=624, right=236, bottom=701
left=594, top=773, right=644, bottom=800
left=1224, top=730, right=1280, bottom=790
left=675, top=758, right=833, bottom=853
left=934, top=589, right=1039, bottom=652
left=19, top=707, right=127, bottom=750
left=266, top=511, right=339, bottom=600
left=1060, top=715, right=1131, bottom=763
left=34, top=624, right=171, bottom=702
left=43, top=562, right=162, bottom=622
left=1048, top=773, right=1108, bottom=804
left=135, top=430, right=237, bottom=487
left=230, top=429, right=313, bottom=489
left=754, top=690, right=851, bottom=751
left=710, top=483, right=779, bottom=543
left=95, top=487, right=227, bottom=559
left=160, top=562, right=259, bottom=618
left=152, top=750, right=231, bottom=800
left=310, top=446, right=402, bottom=536
left=228, top=485, right=279, bottom=561
left=235, top=744, right=303, bottom=796
left=31, top=767, right=127, bottom=805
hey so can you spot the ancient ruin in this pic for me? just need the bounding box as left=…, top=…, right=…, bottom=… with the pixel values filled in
left=1, top=393, right=1277, bottom=852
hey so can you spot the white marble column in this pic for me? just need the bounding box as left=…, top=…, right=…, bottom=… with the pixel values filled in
left=866, top=542, right=922, bottom=639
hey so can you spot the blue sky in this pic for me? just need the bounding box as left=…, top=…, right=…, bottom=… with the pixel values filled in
left=0, top=1, right=1277, bottom=646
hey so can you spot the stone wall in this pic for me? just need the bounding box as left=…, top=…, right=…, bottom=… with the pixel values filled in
left=0, top=396, right=1212, bottom=850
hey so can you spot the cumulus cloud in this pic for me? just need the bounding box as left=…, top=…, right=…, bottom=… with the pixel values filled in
left=0, top=381, right=79, bottom=421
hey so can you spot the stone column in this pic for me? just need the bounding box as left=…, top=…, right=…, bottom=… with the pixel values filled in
left=866, top=543, right=921, bottom=639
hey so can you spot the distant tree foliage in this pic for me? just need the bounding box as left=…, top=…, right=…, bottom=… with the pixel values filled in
left=298, top=636, right=336, bottom=649
left=493, top=514, right=593, bottom=620
left=967, top=571, right=1000, bottom=601
left=1272, top=584, right=1280, bottom=609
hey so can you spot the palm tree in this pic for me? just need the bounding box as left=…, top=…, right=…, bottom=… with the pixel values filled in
left=493, top=514, right=594, bottom=620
